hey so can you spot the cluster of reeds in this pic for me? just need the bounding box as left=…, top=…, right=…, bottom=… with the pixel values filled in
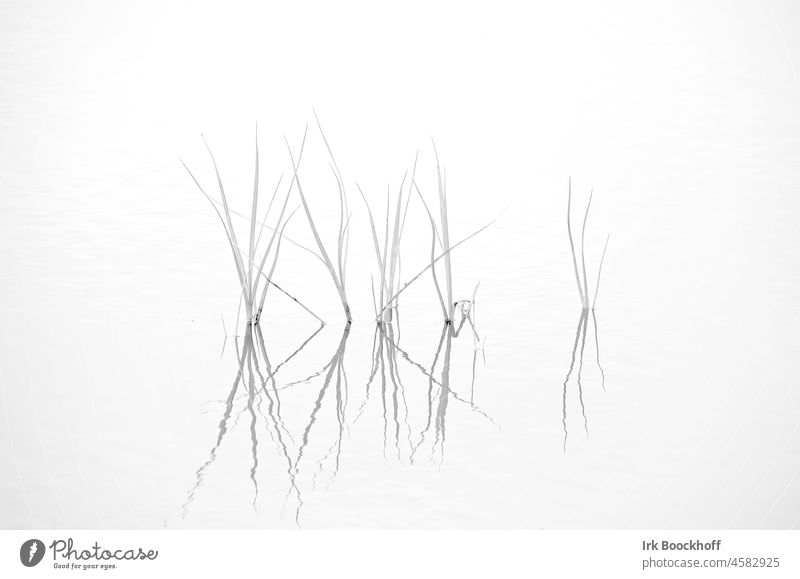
left=288, top=112, right=353, bottom=323
left=359, top=157, right=415, bottom=324
left=416, top=143, right=455, bottom=323
left=373, top=143, right=499, bottom=326
left=562, top=178, right=611, bottom=452
left=184, top=122, right=497, bottom=332
left=566, top=177, right=610, bottom=310
left=181, top=129, right=311, bottom=327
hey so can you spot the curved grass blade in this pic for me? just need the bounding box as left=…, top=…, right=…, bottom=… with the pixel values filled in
left=567, top=177, right=586, bottom=307
left=579, top=189, right=593, bottom=308
left=592, top=233, right=610, bottom=309
left=377, top=212, right=502, bottom=320
left=286, top=128, right=351, bottom=322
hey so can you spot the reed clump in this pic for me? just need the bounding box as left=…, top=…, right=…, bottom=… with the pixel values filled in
left=184, top=121, right=499, bottom=331
left=376, top=142, right=500, bottom=325
left=181, top=129, right=305, bottom=326
left=566, top=177, right=610, bottom=310
left=286, top=112, right=353, bottom=323
left=359, top=156, right=416, bottom=325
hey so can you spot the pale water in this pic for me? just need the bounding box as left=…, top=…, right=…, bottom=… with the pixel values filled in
left=1, top=0, right=800, bottom=529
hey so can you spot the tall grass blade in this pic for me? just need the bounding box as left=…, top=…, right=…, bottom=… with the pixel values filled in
left=359, top=174, right=411, bottom=323
left=567, top=177, right=586, bottom=308
left=432, top=140, right=454, bottom=320
left=399, top=152, right=418, bottom=240
left=337, top=211, right=353, bottom=294
left=579, top=189, right=593, bottom=308
left=380, top=189, right=390, bottom=319
left=414, top=182, right=447, bottom=321
left=256, top=208, right=298, bottom=319
left=370, top=275, right=378, bottom=319
left=248, top=126, right=260, bottom=297
left=181, top=159, right=251, bottom=309
left=314, top=111, right=352, bottom=320
left=386, top=172, right=407, bottom=302
left=592, top=233, right=610, bottom=309
left=358, top=184, right=386, bottom=278
left=253, top=175, right=283, bottom=263
left=209, top=194, right=324, bottom=265
left=226, top=213, right=325, bottom=325
left=202, top=136, right=251, bottom=309
left=252, top=178, right=294, bottom=306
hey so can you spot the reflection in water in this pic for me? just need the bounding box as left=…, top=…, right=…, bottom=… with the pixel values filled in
left=363, top=302, right=495, bottom=467
left=561, top=309, right=608, bottom=452
left=183, top=322, right=320, bottom=519
left=183, top=299, right=494, bottom=525
left=291, top=324, right=350, bottom=514
left=592, top=309, right=606, bottom=392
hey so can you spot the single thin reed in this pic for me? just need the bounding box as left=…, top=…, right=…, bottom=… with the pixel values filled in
left=579, top=189, right=593, bottom=307
left=567, top=177, right=587, bottom=308
left=415, top=181, right=447, bottom=321
left=592, top=234, right=610, bottom=309
left=432, top=142, right=454, bottom=321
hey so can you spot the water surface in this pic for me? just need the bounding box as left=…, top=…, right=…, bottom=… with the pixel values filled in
left=1, top=0, right=800, bottom=529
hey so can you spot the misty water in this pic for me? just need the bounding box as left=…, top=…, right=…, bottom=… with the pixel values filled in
left=2, top=1, right=800, bottom=529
